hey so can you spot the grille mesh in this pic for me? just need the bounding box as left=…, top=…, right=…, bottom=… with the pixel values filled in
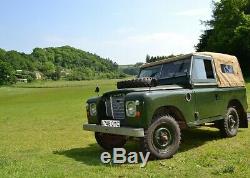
left=105, top=95, right=125, bottom=120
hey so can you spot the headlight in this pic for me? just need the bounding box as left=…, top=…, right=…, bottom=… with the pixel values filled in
left=89, top=103, right=97, bottom=116
left=126, top=100, right=139, bottom=117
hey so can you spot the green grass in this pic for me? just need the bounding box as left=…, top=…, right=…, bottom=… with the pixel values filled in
left=0, top=79, right=249, bottom=178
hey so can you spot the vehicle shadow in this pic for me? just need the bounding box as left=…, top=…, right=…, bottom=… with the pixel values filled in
left=53, top=128, right=235, bottom=166
left=178, top=128, right=221, bottom=152
left=53, top=143, right=103, bottom=166
left=53, top=141, right=142, bottom=166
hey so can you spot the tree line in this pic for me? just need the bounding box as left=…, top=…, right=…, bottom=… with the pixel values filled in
left=0, top=46, right=126, bottom=85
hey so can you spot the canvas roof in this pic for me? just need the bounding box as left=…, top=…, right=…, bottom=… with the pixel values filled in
left=140, top=52, right=245, bottom=87
left=197, top=52, right=245, bottom=87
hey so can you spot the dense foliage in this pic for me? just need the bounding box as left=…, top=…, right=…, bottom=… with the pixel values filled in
left=119, top=62, right=143, bottom=76
left=0, top=46, right=125, bottom=85
left=0, top=60, right=16, bottom=85
left=196, top=0, right=250, bottom=76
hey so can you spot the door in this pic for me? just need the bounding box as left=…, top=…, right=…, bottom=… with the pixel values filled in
left=191, top=56, right=219, bottom=119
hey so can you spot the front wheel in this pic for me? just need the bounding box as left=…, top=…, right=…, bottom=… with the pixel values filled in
left=141, top=115, right=181, bottom=159
left=95, top=132, right=127, bottom=150
left=219, top=107, right=239, bottom=137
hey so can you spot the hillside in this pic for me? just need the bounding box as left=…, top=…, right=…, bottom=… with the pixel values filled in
left=0, top=46, right=125, bottom=84
left=119, top=63, right=143, bottom=76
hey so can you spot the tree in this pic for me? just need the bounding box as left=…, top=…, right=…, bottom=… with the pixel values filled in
left=146, top=54, right=151, bottom=63
left=122, top=67, right=139, bottom=76
left=0, top=48, right=6, bottom=60
left=32, top=48, right=48, bottom=62
left=39, top=61, right=55, bottom=78
left=51, top=66, right=61, bottom=81
left=0, top=60, right=16, bottom=85
left=135, top=62, right=144, bottom=67
left=196, top=0, right=250, bottom=76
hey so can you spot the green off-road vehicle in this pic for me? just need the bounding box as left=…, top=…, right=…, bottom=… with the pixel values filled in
left=83, top=52, right=248, bottom=159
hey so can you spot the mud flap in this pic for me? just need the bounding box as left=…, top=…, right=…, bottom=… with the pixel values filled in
left=239, top=112, right=248, bottom=128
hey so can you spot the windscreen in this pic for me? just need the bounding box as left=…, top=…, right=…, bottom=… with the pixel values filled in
left=138, top=65, right=162, bottom=78
left=139, top=58, right=191, bottom=80
left=160, top=59, right=191, bottom=78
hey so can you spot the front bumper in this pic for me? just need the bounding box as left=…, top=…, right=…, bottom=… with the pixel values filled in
left=83, top=124, right=145, bottom=137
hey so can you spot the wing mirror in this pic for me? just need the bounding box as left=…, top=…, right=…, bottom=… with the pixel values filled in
left=95, top=85, right=100, bottom=96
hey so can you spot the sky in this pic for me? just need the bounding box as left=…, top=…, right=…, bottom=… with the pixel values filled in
left=0, top=0, right=214, bottom=64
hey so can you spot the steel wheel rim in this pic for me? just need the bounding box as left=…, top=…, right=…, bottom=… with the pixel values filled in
left=228, top=114, right=237, bottom=131
left=153, top=126, right=172, bottom=150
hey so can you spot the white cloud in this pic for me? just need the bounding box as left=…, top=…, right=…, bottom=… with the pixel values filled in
left=175, top=8, right=210, bottom=17
left=102, top=32, right=197, bottom=64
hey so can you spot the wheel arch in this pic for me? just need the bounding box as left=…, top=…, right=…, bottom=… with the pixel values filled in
left=152, top=105, right=188, bottom=129
left=228, top=99, right=248, bottom=128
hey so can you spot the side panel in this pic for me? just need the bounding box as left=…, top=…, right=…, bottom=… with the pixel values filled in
left=193, top=87, right=220, bottom=119
left=113, top=87, right=247, bottom=128
left=189, top=87, right=247, bottom=126
left=218, top=87, right=247, bottom=112
left=141, top=89, right=195, bottom=128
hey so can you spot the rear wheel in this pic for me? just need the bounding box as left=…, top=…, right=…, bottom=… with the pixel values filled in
left=219, top=107, right=239, bottom=137
left=141, top=115, right=181, bottom=159
left=95, top=132, right=127, bottom=150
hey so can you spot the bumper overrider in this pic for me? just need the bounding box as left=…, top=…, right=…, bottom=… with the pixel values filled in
left=83, top=124, right=145, bottom=137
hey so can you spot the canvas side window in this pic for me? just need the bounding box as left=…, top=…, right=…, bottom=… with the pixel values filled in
left=192, top=58, right=215, bottom=82
left=221, top=64, right=234, bottom=74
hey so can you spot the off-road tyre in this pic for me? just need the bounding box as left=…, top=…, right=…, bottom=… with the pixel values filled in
left=141, top=115, right=181, bottom=159
left=95, top=132, right=127, bottom=150
left=219, top=107, right=239, bottom=137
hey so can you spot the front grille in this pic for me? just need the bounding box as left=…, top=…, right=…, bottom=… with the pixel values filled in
left=105, top=95, right=125, bottom=120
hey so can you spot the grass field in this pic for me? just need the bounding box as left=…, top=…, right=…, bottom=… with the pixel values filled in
left=0, top=79, right=249, bottom=178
